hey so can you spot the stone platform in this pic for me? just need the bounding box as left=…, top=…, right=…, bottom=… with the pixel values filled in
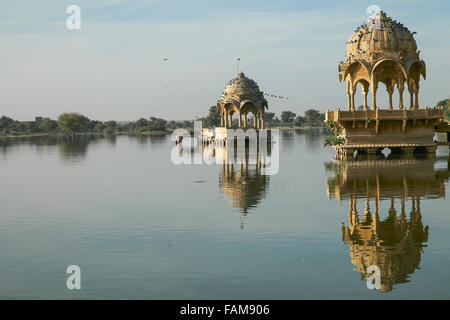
left=325, top=108, right=444, bottom=159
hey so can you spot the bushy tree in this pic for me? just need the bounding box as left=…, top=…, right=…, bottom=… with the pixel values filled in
left=263, top=112, right=276, bottom=127
left=94, top=122, right=105, bottom=132
left=0, top=116, right=14, bottom=132
left=103, top=121, right=118, bottom=133
left=204, top=106, right=220, bottom=127
left=57, top=113, right=90, bottom=138
left=38, top=118, right=58, bottom=132
left=135, top=118, right=149, bottom=128
left=148, top=117, right=167, bottom=131
left=294, top=116, right=306, bottom=127
left=304, top=109, right=325, bottom=126
left=280, top=111, right=296, bottom=125
left=181, top=120, right=193, bottom=129
left=437, top=99, right=450, bottom=121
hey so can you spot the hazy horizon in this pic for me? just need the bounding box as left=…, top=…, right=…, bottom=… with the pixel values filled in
left=1, top=0, right=449, bottom=121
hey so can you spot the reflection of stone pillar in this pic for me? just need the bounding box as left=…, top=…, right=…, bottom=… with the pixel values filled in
left=367, top=147, right=377, bottom=156
left=425, top=145, right=437, bottom=154
left=403, top=146, right=415, bottom=155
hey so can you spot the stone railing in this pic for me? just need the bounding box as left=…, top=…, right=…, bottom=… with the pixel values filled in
left=325, top=107, right=443, bottom=122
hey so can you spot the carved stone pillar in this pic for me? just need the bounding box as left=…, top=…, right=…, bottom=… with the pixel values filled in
left=414, top=90, right=419, bottom=109
left=370, top=84, right=377, bottom=110
left=408, top=80, right=414, bottom=109
left=398, top=81, right=404, bottom=109
left=350, top=89, right=356, bottom=111
left=362, top=86, right=368, bottom=111
left=388, top=87, right=394, bottom=110
left=346, top=80, right=352, bottom=111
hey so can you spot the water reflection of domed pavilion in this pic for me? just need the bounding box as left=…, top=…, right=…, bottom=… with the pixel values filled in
left=203, top=145, right=269, bottom=216
left=326, top=158, right=450, bottom=292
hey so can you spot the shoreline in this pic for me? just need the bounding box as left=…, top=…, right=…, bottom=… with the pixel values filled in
left=0, top=127, right=325, bottom=138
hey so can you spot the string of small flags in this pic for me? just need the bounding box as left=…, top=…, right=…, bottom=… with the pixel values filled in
left=264, top=93, right=289, bottom=100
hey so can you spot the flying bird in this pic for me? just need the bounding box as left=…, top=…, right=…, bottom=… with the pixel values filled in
left=163, top=58, right=168, bottom=61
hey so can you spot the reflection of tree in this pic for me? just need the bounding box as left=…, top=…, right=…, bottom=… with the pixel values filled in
left=280, top=129, right=294, bottom=152
left=326, top=158, right=449, bottom=292
left=304, top=128, right=322, bottom=152
left=148, top=134, right=169, bottom=148
left=58, top=136, right=89, bottom=163
left=0, top=136, right=59, bottom=158
left=106, top=135, right=117, bottom=146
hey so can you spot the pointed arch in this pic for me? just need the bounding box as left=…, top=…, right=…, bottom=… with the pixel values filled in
left=371, top=58, right=408, bottom=79
left=342, top=60, right=371, bottom=83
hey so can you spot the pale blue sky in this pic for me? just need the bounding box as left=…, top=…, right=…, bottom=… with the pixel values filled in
left=0, top=0, right=449, bottom=121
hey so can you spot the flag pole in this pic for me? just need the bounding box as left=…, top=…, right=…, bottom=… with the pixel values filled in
left=237, top=58, right=240, bottom=74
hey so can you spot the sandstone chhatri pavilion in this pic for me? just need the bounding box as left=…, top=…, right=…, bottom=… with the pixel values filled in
left=201, top=72, right=269, bottom=144
left=326, top=11, right=444, bottom=158
left=217, top=72, right=268, bottom=129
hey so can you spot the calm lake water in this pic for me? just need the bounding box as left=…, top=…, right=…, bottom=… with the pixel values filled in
left=0, top=130, right=449, bottom=299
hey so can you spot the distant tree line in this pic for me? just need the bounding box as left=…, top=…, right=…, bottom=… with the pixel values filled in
left=0, top=107, right=328, bottom=137
left=13, top=99, right=450, bottom=137
left=265, top=109, right=326, bottom=128
left=0, top=113, right=194, bottom=137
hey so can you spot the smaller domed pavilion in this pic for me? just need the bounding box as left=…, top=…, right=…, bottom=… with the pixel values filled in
left=216, top=72, right=268, bottom=129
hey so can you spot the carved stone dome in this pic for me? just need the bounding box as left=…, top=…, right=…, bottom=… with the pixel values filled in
left=216, top=72, right=268, bottom=129
left=219, top=72, right=267, bottom=107
left=345, top=11, right=419, bottom=64
left=338, top=11, right=426, bottom=111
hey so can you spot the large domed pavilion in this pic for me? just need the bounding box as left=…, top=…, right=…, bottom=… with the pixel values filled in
left=339, top=11, right=425, bottom=110
left=325, top=11, right=444, bottom=158
left=217, top=72, right=268, bottom=129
